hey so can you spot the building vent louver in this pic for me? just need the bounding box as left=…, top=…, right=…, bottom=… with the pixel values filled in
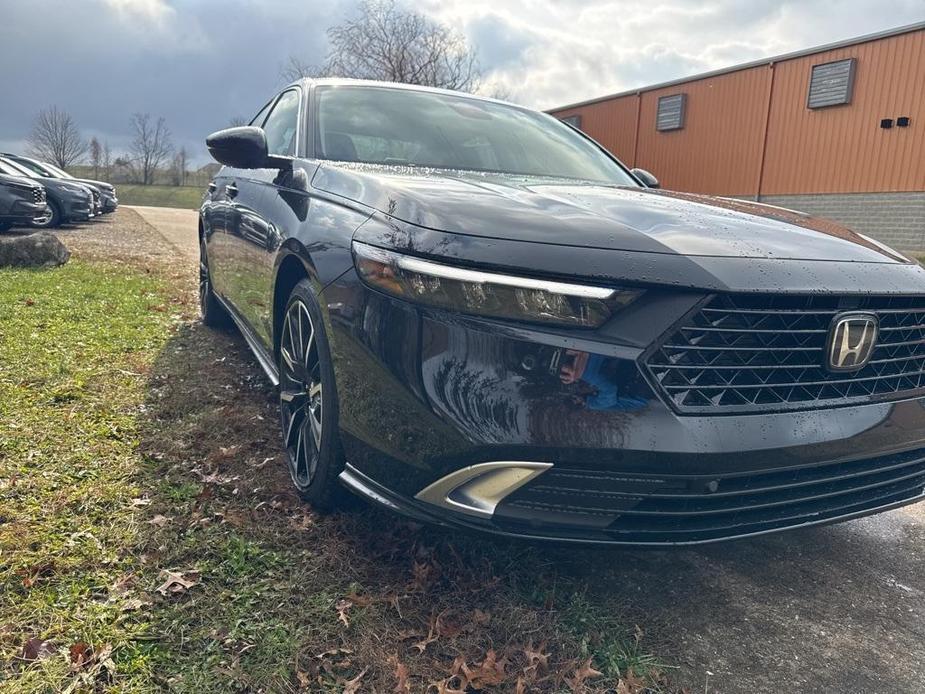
left=656, top=93, right=686, bottom=131
left=808, top=58, right=857, bottom=109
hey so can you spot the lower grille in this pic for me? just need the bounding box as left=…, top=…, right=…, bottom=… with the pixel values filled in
left=496, top=449, right=925, bottom=544
left=644, top=293, right=925, bottom=414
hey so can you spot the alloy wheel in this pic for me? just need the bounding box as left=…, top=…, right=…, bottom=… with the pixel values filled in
left=279, top=299, right=324, bottom=490
left=199, top=248, right=210, bottom=313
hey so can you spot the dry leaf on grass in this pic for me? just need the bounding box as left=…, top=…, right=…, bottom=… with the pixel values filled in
left=342, top=667, right=368, bottom=694
left=566, top=658, right=603, bottom=692
left=148, top=514, right=171, bottom=526
left=155, top=569, right=201, bottom=595
left=389, top=654, right=411, bottom=693
left=452, top=649, right=509, bottom=689
left=20, top=637, right=56, bottom=662
left=69, top=642, right=90, bottom=669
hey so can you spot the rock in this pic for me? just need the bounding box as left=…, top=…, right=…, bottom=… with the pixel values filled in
left=0, top=232, right=70, bottom=268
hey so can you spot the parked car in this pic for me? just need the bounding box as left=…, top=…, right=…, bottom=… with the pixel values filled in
left=1, top=153, right=118, bottom=213
left=0, top=170, right=47, bottom=231
left=199, top=79, right=925, bottom=546
left=0, top=156, right=92, bottom=227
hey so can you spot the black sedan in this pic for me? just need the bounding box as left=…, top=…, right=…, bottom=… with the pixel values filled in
left=200, top=79, right=925, bottom=546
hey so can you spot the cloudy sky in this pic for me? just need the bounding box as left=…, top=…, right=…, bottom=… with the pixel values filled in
left=1, top=0, right=922, bottom=166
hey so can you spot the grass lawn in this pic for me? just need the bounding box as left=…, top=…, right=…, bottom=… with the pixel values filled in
left=0, top=227, right=675, bottom=692
left=116, top=184, right=203, bottom=210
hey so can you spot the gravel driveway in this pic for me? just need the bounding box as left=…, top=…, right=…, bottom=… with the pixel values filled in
left=76, top=208, right=925, bottom=693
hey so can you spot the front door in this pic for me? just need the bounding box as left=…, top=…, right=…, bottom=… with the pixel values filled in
left=220, top=87, right=302, bottom=347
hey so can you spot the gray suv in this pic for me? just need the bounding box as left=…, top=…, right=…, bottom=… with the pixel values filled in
left=2, top=154, right=118, bottom=213
left=0, top=173, right=47, bottom=231
left=0, top=157, right=92, bottom=227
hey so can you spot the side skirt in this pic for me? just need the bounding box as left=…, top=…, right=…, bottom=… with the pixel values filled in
left=214, top=294, right=280, bottom=386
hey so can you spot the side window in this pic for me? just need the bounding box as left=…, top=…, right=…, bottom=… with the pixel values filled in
left=262, top=90, right=301, bottom=156
left=249, top=100, right=273, bottom=128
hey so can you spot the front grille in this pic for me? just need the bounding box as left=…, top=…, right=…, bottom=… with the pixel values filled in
left=643, top=294, right=925, bottom=414
left=497, top=448, right=925, bottom=544
left=91, top=189, right=100, bottom=203
left=32, top=187, right=45, bottom=203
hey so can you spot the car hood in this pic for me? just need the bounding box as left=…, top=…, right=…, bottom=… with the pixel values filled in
left=0, top=173, right=41, bottom=189
left=33, top=176, right=89, bottom=195
left=72, top=177, right=113, bottom=192
left=313, top=164, right=908, bottom=264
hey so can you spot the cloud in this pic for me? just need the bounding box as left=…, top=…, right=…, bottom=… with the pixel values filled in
left=0, top=0, right=922, bottom=165
left=424, top=0, right=924, bottom=109
left=103, top=0, right=175, bottom=23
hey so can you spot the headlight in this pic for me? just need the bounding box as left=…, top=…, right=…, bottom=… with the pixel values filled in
left=61, top=184, right=86, bottom=194
left=352, top=241, right=641, bottom=328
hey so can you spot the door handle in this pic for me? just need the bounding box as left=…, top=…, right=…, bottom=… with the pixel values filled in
left=226, top=183, right=239, bottom=199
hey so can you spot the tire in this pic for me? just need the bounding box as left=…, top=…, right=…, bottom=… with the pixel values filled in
left=199, top=239, right=232, bottom=329
left=278, top=279, right=347, bottom=511
left=31, top=200, right=61, bottom=229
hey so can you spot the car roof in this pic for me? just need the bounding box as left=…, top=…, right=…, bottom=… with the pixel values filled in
left=286, top=78, right=517, bottom=108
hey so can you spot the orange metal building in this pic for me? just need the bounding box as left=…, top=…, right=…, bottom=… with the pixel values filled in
left=549, top=22, right=925, bottom=249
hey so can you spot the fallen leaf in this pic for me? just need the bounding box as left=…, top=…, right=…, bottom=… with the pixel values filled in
left=342, top=667, right=368, bottom=694
left=121, top=595, right=153, bottom=612
left=21, top=637, right=55, bottom=662
left=69, top=642, right=90, bottom=669
left=389, top=654, right=410, bottom=693
left=155, top=569, right=201, bottom=595
left=148, top=514, right=171, bottom=527
left=130, top=498, right=151, bottom=507
left=456, top=649, right=508, bottom=689
left=433, top=678, right=467, bottom=694
left=296, top=670, right=312, bottom=689
left=335, top=598, right=353, bottom=627
left=566, top=658, right=603, bottom=692
left=523, top=640, right=550, bottom=679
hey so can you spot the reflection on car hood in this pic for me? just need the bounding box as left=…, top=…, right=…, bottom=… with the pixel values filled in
left=313, top=164, right=908, bottom=264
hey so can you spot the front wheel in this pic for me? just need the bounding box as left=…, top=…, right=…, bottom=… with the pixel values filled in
left=199, top=239, right=232, bottom=328
left=278, top=279, right=346, bottom=510
left=31, top=201, right=60, bottom=229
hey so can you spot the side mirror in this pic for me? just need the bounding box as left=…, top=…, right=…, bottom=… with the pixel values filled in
left=631, top=168, right=660, bottom=189
left=206, top=126, right=288, bottom=169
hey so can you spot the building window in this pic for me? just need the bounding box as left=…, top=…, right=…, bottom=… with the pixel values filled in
left=560, top=115, right=582, bottom=130
left=807, top=58, right=857, bottom=109
left=656, top=94, right=686, bottom=131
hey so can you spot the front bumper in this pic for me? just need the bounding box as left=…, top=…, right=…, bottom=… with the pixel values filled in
left=62, top=194, right=92, bottom=222
left=101, top=194, right=118, bottom=212
left=322, top=269, right=925, bottom=545
left=5, top=199, right=49, bottom=225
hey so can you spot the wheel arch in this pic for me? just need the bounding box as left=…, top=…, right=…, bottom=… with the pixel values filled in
left=272, top=246, right=321, bottom=359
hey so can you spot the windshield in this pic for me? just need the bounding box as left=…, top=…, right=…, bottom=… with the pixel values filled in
left=34, top=160, right=74, bottom=179
left=0, top=158, right=39, bottom=178
left=314, top=86, right=638, bottom=185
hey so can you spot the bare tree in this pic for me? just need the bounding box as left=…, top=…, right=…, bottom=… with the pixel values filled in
left=227, top=116, right=249, bottom=127
left=283, top=0, right=481, bottom=91
left=171, top=147, right=188, bottom=186
left=88, top=137, right=102, bottom=179
left=128, top=113, right=173, bottom=185
left=102, top=141, right=112, bottom=181
left=26, top=106, right=87, bottom=168
left=280, top=55, right=320, bottom=83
